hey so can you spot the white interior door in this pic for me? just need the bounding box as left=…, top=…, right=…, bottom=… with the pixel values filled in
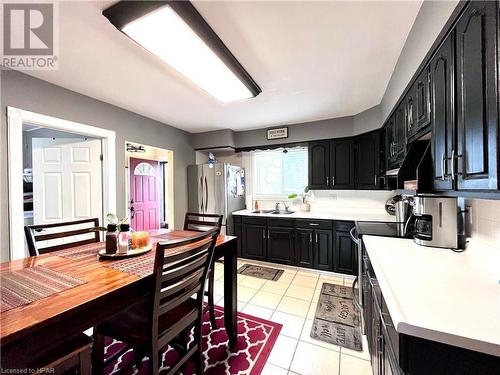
left=32, top=138, right=103, bottom=226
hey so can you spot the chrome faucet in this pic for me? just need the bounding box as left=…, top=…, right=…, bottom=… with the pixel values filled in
left=275, top=202, right=281, bottom=211
left=282, top=201, right=290, bottom=211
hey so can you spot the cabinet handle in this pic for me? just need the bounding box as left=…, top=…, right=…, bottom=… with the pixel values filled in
left=309, top=223, right=319, bottom=226
left=441, top=153, right=446, bottom=180
left=326, top=176, right=329, bottom=185
left=309, top=233, right=313, bottom=243
left=450, top=149, right=455, bottom=181
left=407, top=107, right=411, bottom=131
left=315, top=233, right=319, bottom=243
left=374, top=174, right=377, bottom=187
left=331, top=177, right=335, bottom=186
left=262, top=230, right=265, bottom=240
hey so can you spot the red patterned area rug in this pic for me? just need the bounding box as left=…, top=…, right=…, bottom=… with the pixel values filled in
left=104, top=306, right=281, bottom=375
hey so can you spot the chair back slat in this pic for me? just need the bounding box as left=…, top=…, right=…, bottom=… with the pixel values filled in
left=160, top=270, right=204, bottom=297
left=161, top=255, right=207, bottom=285
left=157, top=283, right=201, bottom=317
left=40, top=239, right=100, bottom=254
left=183, top=213, right=223, bottom=232
left=24, top=218, right=100, bottom=256
left=159, top=267, right=204, bottom=301
left=151, top=229, right=218, bottom=336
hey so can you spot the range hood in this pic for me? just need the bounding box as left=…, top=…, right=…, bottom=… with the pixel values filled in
left=383, top=139, right=433, bottom=192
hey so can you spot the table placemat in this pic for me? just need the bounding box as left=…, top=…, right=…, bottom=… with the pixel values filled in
left=105, top=251, right=156, bottom=278
left=0, top=266, right=86, bottom=313
left=53, top=242, right=104, bottom=259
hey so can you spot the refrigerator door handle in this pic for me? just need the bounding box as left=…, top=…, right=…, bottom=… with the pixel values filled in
left=204, top=176, right=209, bottom=214
left=199, top=176, right=204, bottom=213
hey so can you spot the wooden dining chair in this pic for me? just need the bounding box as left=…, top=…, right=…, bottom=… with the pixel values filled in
left=93, top=229, right=219, bottom=375
left=24, top=218, right=100, bottom=256
left=184, top=213, right=223, bottom=330
left=23, top=218, right=99, bottom=373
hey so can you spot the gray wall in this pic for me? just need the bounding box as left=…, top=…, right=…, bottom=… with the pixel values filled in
left=192, top=105, right=383, bottom=150
left=191, top=129, right=235, bottom=149
left=0, top=70, right=195, bottom=261
left=353, top=105, right=382, bottom=136
left=380, top=0, right=459, bottom=120
left=234, top=116, right=354, bottom=148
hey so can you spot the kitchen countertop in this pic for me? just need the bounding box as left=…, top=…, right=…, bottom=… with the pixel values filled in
left=362, top=235, right=500, bottom=357
left=233, top=209, right=395, bottom=222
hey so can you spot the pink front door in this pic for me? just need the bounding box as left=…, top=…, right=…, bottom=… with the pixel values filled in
left=129, top=157, right=160, bottom=231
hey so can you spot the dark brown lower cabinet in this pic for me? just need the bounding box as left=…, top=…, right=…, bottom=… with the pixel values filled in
left=233, top=216, right=242, bottom=257
left=295, top=228, right=314, bottom=268
left=313, top=229, right=333, bottom=271
left=267, top=226, right=295, bottom=265
left=362, top=246, right=500, bottom=375
left=238, top=217, right=357, bottom=275
left=334, top=222, right=357, bottom=275
left=241, top=223, right=267, bottom=260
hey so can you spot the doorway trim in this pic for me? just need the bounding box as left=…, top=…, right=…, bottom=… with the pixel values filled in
left=7, top=106, right=116, bottom=260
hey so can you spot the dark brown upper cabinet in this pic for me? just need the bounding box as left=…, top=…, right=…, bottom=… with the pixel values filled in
left=354, top=131, right=380, bottom=189
left=431, top=31, right=455, bottom=191
left=330, top=138, right=355, bottom=189
left=308, top=140, right=330, bottom=189
left=385, top=115, right=398, bottom=170
left=394, top=101, right=407, bottom=163
left=405, top=87, right=417, bottom=139
left=414, top=66, right=432, bottom=132
left=384, top=103, right=406, bottom=172
left=407, top=66, right=431, bottom=141
left=455, top=1, right=498, bottom=190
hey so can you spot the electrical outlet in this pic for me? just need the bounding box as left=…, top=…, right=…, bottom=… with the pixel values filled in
left=466, top=205, right=473, bottom=224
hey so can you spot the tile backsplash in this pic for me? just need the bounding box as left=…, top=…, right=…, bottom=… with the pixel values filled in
left=255, top=190, right=394, bottom=215
left=464, top=198, right=500, bottom=248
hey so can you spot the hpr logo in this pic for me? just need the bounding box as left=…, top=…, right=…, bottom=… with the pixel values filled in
left=3, top=3, right=53, bottom=55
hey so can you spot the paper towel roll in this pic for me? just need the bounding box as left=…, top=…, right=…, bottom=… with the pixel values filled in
left=245, top=195, right=253, bottom=210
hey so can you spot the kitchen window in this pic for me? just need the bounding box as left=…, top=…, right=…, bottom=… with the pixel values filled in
left=253, top=147, right=308, bottom=197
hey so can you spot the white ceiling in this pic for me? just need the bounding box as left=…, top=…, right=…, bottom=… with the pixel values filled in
left=24, top=1, right=422, bottom=133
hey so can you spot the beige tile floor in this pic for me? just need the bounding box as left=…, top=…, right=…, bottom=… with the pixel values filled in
left=212, top=259, right=372, bottom=375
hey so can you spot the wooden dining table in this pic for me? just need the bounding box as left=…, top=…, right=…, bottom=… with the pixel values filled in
left=0, top=229, right=238, bottom=369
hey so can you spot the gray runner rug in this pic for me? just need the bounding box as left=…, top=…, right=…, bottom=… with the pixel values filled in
left=237, top=264, right=284, bottom=281
left=310, top=282, right=363, bottom=351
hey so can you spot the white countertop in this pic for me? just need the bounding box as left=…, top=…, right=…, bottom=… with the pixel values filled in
left=362, top=235, right=500, bottom=357
left=233, top=209, right=395, bottom=222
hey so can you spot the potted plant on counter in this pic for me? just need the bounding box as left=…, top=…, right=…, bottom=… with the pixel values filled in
left=288, top=186, right=311, bottom=212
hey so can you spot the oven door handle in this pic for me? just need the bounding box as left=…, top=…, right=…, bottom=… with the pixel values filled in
left=350, top=227, right=360, bottom=245
left=352, top=275, right=361, bottom=310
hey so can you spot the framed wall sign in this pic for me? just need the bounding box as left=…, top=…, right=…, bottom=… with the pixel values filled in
left=267, top=127, right=288, bottom=140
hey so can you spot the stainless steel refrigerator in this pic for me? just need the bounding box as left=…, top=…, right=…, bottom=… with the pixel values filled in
left=187, top=163, right=245, bottom=235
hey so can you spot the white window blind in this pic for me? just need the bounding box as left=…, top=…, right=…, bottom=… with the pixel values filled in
left=253, top=147, right=308, bottom=196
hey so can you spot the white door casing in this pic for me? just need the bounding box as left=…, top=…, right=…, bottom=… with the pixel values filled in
left=7, top=107, right=116, bottom=260
left=32, top=138, right=102, bottom=225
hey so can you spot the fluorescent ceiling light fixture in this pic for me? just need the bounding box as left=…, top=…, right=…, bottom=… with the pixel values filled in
left=103, top=2, right=261, bottom=103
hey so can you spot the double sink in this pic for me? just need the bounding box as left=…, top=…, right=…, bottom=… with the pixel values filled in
left=251, top=209, right=295, bottom=215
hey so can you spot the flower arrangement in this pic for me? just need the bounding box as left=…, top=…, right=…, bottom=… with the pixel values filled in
left=91, top=213, right=128, bottom=232
left=288, top=186, right=310, bottom=203
left=288, top=187, right=311, bottom=212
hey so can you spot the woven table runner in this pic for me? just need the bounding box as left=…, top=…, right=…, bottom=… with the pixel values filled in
left=53, top=242, right=104, bottom=259
left=105, top=251, right=156, bottom=278
left=0, top=266, right=86, bottom=313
